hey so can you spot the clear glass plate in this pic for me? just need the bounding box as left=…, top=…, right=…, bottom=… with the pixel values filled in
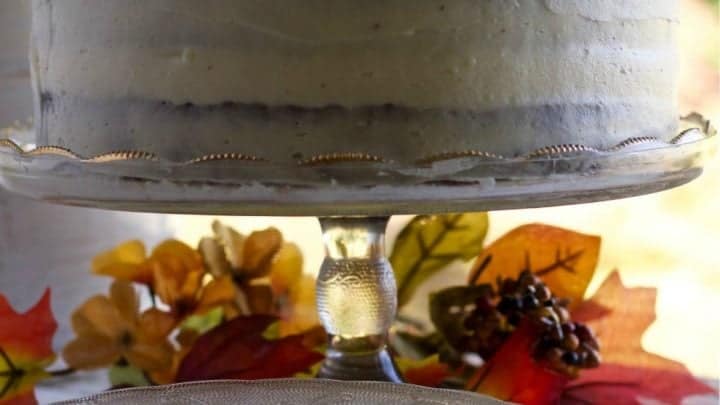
left=0, top=115, right=715, bottom=216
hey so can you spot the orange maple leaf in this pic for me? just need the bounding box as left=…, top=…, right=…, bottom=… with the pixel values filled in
left=562, top=271, right=717, bottom=404
left=0, top=290, right=57, bottom=405
left=469, top=224, right=600, bottom=309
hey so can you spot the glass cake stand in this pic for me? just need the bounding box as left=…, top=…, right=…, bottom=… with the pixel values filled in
left=0, top=114, right=716, bottom=382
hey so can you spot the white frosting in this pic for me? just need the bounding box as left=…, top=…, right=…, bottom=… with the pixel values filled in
left=544, top=0, right=678, bottom=22
left=32, top=0, right=678, bottom=109
left=0, top=0, right=32, bottom=127
left=30, top=0, right=679, bottom=162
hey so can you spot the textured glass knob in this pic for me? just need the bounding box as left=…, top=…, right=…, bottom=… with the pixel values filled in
left=315, top=217, right=402, bottom=382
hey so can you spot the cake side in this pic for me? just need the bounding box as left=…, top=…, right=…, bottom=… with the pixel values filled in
left=31, top=0, right=679, bottom=163
left=0, top=0, right=32, bottom=128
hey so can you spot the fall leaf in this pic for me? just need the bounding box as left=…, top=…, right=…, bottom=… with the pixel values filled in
left=397, top=355, right=451, bottom=388
left=561, top=271, right=716, bottom=404
left=175, top=315, right=323, bottom=382
left=391, top=213, right=489, bottom=307
left=429, top=285, right=495, bottom=359
left=0, top=290, right=57, bottom=405
left=469, top=224, right=600, bottom=309
left=561, top=364, right=716, bottom=405
left=108, top=364, right=150, bottom=389
left=467, top=322, right=570, bottom=405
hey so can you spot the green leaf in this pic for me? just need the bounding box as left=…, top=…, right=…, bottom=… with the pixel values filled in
left=391, top=213, right=489, bottom=307
left=391, top=331, right=444, bottom=360
left=180, top=307, right=224, bottom=335
left=262, top=321, right=281, bottom=340
left=109, top=364, right=150, bottom=388
left=429, top=285, right=494, bottom=353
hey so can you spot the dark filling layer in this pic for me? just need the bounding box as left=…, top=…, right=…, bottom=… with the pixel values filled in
left=36, top=93, right=677, bottom=162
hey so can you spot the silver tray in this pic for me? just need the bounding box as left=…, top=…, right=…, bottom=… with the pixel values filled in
left=55, top=379, right=506, bottom=405
left=0, top=115, right=715, bottom=216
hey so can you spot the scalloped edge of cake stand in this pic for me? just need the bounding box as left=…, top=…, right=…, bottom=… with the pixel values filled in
left=0, top=114, right=716, bottom=216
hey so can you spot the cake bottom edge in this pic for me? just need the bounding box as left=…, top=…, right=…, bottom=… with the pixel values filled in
left=36, top=95, right=679, bottom=163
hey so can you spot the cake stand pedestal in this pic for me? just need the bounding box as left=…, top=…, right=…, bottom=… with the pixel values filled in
left=0, top=115, right=716, bottom=382
left=316, top=216, right=402, bottom=382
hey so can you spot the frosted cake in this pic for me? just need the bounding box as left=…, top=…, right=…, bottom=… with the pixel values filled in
left=1, top=0, right=32, bottom=128
left=30, top=0, right=679, bottom=163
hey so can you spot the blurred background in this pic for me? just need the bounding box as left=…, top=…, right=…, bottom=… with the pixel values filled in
left=0, top=0, right=718, bottom=401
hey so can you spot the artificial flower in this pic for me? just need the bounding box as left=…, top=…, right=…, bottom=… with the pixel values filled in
left=198, top=221, right=285, bottom=316
left=93, top=239, right=205, bottom=287
left=199, top=221, right=283, bottom=281
left=92, top=240, right=151, bottom=284
left=269, top=244, right=319, bottom=336
left=62, top=281, right=175, bottom=371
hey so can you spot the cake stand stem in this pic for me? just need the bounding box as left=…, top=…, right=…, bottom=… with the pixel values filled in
left=315, top=216, right=403, bottom=382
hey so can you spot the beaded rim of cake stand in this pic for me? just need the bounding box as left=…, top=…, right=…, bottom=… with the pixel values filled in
left=0, top=114, right=714, bottom=167
left=299, top=152, right=387, bottom=167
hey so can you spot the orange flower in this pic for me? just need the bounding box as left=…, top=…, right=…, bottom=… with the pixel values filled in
left=199, top=221, right=284, bottom=281
left=148, top=346, right=192, bottom=385
left=277, top=275, right=320, bottom=337
left=93, top=239, right=204, bottom=287
left=155, top=271, right=241, bottom=321
left=92, top=240, right=151, bottom=284
left=198, top=221, right=286, bottom=316
left=62, top=281, right=175, bottom=372
left=198, top=221, right=318, bottom=332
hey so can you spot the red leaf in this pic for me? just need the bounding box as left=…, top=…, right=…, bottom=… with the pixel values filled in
left=403, top=361, right=451, bottom=388
left=0, top=290, right=57, bottom=405
left=561, top=364, right=715, bottom=405
left=565, top=271, right=718, bottom=404
left=467, top=322, right=570, bottom=405
left=0, top=391, right=37, bottom=405
left=0, top=290, right=56, bottom=361
left=175, top=315, right=323, bottom=382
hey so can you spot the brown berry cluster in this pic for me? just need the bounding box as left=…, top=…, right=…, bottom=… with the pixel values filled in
left=461, top=270, right=601, bottom=377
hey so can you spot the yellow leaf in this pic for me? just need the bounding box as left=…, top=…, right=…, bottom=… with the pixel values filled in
left=391, top=213, right=489, bottom=307
left=469, top=224, right=601, bottom=308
